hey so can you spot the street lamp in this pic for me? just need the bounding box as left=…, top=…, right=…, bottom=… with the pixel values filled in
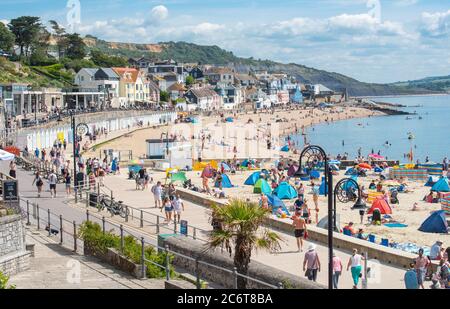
left=294, top=145, right=333, bottom=289
left=333, top=178, right=366, bottom=231
left=71, top=111, right=89, bottom=192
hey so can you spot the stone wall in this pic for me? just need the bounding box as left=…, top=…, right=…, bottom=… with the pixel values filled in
left=0, top=215, right=30, bottom=276
left=164, top=236, right=325, bottom=289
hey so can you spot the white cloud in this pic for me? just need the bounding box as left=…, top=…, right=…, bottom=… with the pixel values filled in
left=0, top=19, right=9, bottom=26
left=151, top=5, right=169, bottom=21
left=421, top=10, right=450, bottom=37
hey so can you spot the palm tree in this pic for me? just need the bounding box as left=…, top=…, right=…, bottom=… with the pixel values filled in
left=208, top=199, right=282, bottom=289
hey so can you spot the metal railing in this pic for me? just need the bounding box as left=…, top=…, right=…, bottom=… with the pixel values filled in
left=9, top=198, right=283, bottom=290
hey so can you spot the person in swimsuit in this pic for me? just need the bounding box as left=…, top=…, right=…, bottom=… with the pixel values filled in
left=292, top=211, right=307, bottom=252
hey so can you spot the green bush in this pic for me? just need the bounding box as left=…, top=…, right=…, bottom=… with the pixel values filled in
left=78, top=222, right=174, bottom=279
left=0, top=271, right=16, bottom=289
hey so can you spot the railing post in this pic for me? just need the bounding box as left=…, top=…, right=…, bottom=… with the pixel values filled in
left=156, top=216, right=160, bottom=234
left=32, top=201, right=36, bottom=219
left=195, top=258, right=201, bottom=289
left=363, top=252, right=369, bottom=289
left=140, top=210, right=143, bottom=228
left=125, top=206, right=129, bottom=222
left=59, top=215, right=63, bottom=244
left=233, top=267, right=238, bottom=289
left=74, top=188, right=78, bottom=203
left=173, top=220, right=177, bottom=234
left=47, top=209, right=51, bottom=236
left=193, top=227, right=197, bottom=240
left=86, top=209, right=90, bottom=222
left=120, top=225, right=124, bottom=253
left=86, top=192, right=89, bottom=208
left=165, top=245, right=170, bottom=281
left=97, top=183, right=100, bottom=199
left=73, top=221, right=77, bottom=252
left=110, top=190, right=113, bottom=204
left=26, top=200, right=31, bottom=226
left=140, top=237, right=146, bottom=279
left=36, top=205, right=40, bottom=230
left=102, top=216, right=106, bottom=234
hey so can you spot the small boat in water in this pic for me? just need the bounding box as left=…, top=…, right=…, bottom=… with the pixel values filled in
left=408, top=132, right=415, bottom=140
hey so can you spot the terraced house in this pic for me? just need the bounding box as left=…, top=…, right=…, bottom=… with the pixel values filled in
left=112, top=68, right=159, bottom=107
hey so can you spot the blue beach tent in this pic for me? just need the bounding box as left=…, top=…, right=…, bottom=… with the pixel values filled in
left=245, top=171, right=261, bottom=186
left=425, top=176, right=439, bottom=187
left=374, top=167, right=383, bottom=173
left=254, top=179, right=272, bottom=195
left=281, top=145, right=290, bottom=152
left=273, top=182, right=298, bottom=200
left=319, top=177, right=328, bottom=196
left=266, top=194, right=291, bottom=216
left=241, top=159, right=250, bottom=167
left=215, top=174, right=234, bottom=188
left=225, top=117, right=234, bottom=123
left=310, top=170, right=320, bottom=179
left=419, top=210, right=448, bottom=234
left=220, top=162, right=231, bottom=171
left=431, top=177, right=450, bottom=192
left=343, top=176, right=358, bottom=191
left=345, top=168, right=358, bottom=176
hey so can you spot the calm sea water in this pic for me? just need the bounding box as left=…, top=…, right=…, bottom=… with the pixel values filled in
left=290, top=95, right=450, bottom=163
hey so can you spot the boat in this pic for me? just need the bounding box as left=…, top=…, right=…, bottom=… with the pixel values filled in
left=408, top=133, right=415, bottom=140
left=405, top=117, right=412, bottom=120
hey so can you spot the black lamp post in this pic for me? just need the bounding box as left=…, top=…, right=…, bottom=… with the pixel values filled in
left=71, top=111, right=89, bottom=192
left=333, top=178, right=366, bottom=231
left=294, top=145, right=333, bottom=289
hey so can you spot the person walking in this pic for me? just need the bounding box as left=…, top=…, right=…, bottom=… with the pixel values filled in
left=332, top=253, right=343, bottom=289
left=9, top=160, right=16, bottom=178
left=312, top=185, right=320, bottom=224
left=65, top=172, right=71, bottom=196
left=292, top=210, right=307, bottom=252
left=151, top=181, right=163, bottom=209
left=32, top=171, right=44, bottom=198
left=48, top=170, right=58, bottom=198
left=347, top=248, right=364, bottom=289
left=414, top=248, right=430, bottom=289
left=162, top=197, right=173, bottom=223
left=303, top=243, right=320, bottom=282
left=172, top=195, right=185, bottom=223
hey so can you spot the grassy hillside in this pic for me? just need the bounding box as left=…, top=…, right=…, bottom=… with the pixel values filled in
left=0, top=57, right=68, bottom=88
left=84, top=38, right=440, bottom=97
left=391, top=75, right=450, bottom=93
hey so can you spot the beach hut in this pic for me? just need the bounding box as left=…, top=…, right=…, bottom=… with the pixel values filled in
left=254, top=179, right=272, bottom=195
left=245, top=171, right=261, bottom=185
left=431, top=177, right=450, bottom=192
left=280, top=145, right=290, bottom=152
left=273, top=182, right=298, bottom=200
left=419, top=210, right=448, bottom=234
left=287, top=165, right=298, bottom=177
left=215, top=174, right=234, bottom=188
left=266, top=194, right=291, bottom=216
left=425, top=176, right=439, bottom=187
left=368, top=197, right=392, bottom=215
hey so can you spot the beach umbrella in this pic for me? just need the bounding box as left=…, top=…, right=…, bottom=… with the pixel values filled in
left=0, top=150, right=15, bottom=161
left=369, top=154, right=385, bottom=160
left=358, top=163, right=372, bottom=169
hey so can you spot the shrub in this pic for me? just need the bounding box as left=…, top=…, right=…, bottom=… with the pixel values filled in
left=0, top=271, right=16, bottom=289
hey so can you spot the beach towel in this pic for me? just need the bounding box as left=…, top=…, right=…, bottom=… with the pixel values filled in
left=384, top=223, right=408, bottom=228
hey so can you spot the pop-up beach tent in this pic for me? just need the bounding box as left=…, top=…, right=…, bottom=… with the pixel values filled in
left=274, top=182, right=298, bottom=199
left=310, top=170, right=320, bottom=179
left=319, top=177, right=328, bottom=195
left=419, top=210, right=448, bottom=233
left=244, top=171, right=261, bottom=185
left=368, top=197, right=392, bottom=215
left=215, top=174, right=234, bottom=188
left=345, top=168, right=357, bottom=176
left=266, top=194, right=291, bottom=216
left=254, top=179, right=272, bottom=195
left=170, top=172, right=188, bottom=183
left=281, top=145, right=290, bottom=152
left=225, top=117, right=234, bottom=123
left=425, top=176, right=439, bottom=187
left=431, top=177, right=450, bottom=192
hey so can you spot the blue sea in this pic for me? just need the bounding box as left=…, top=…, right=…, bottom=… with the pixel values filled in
left=290, top=95, right=450, bottom=163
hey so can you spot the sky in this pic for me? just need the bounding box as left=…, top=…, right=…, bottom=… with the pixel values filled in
left=1, top=0, right=449, bottom=83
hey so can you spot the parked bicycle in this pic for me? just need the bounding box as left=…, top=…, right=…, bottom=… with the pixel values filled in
left=97, top=194, right=129, bottom=218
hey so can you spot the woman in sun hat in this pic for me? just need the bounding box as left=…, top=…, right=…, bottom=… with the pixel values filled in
left=303, top=243, right=321, bottom=282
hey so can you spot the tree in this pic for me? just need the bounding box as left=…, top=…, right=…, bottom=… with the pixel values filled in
left=208, top=199, right=282, bottom=289
left=63, top=33, right=86, bottom=60
left=49, top=20, right=67, bottom=59
left=185, top=75, right=194, bottom=86
left=8, top=16, right=42, bottom=58
left=90, top=49, right=127, bottom=67
left=160, top=90, right=169, bottom=102
left=0, top=23, right=15, bottom=52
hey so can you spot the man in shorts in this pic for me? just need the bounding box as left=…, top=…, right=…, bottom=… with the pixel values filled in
left=152, top=181, right=163, bottom=209
left=415, top=248, right=430, bottom=289
left=48, top=171, right=58, bottom=198
left=292, top=210, right=307, bottom=252
left=172, top=195, right=185, bottom=223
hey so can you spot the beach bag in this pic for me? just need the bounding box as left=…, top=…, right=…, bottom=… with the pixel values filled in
left=304, top=231, right=309, bottom=240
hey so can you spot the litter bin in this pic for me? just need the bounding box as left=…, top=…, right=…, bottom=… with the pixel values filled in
left=89, top=192, right=99, bottom=207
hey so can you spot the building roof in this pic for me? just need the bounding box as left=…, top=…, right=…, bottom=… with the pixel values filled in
left=99, top=68, right=119, bottom=79
left=167, top=82, right=187, bottom=92
left=235, top=74, right=256, bottom=82
left=205, top=67, right=234, bottom=75
left=189, top=87, right=218, bottom=98
left=112, top=67, right=139, bottom=83
left=80, top=68, right=98, bottom=76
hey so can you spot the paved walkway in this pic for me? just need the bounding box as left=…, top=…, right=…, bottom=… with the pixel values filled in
left=2, top=161, right=411, bottom=289
left=9, top=228, right=165, bottom=289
